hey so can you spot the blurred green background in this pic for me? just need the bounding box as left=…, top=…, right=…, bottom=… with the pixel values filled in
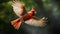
left=0, top=0, right=60, bottom=34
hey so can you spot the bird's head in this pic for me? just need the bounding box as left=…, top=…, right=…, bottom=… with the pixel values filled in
left=31, top=7, right=37, bottom=15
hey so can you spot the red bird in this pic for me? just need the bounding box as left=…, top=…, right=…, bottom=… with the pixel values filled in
left=11, top=0, right=47, bottom=30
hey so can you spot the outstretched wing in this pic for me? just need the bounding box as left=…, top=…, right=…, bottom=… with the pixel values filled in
left=12, top=0, right=27, bottom=17
left=25, top=16, right=48, bottom=27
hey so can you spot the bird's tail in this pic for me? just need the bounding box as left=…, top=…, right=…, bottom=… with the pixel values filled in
left=11, top=18, right=22, bottom=30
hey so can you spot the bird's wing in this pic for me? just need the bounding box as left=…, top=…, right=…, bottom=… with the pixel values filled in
left=25, top=16, right=47, bottom=27
left=12, top=0, right=27, bottom=17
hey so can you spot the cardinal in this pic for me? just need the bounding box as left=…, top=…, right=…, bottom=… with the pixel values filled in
left=11, top=0, right=47, bottom=30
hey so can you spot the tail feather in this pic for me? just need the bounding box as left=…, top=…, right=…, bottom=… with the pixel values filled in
left=13, top=22, right=21, bottom=30
left=11, top=18, right=22, bottom=30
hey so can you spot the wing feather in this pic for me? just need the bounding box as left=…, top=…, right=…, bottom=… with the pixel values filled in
left=12, top=0, right=27, bottom=17
left=25, top=16, right=47, bottom=27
